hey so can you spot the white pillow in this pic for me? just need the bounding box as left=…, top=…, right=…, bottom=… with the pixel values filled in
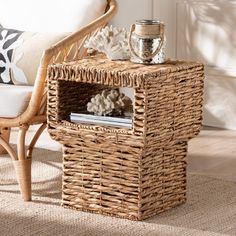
left=0, top=0, right=107, bottom=32
left=0, top=28, right=69, bottom=85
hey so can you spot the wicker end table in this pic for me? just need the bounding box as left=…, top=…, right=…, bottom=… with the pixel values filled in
left=47, top=55, right=204, bottom=220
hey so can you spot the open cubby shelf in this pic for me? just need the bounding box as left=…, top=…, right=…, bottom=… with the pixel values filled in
left=55, top=80, right=136, bottom=133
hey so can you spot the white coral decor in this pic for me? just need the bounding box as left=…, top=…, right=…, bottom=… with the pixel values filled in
left=84, top=25, right=130, bottom=60
left=87, top=89, right=132, bottom=116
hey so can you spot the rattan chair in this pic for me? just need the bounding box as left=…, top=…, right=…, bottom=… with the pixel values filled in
left=0, top=0, right=117, bottom=201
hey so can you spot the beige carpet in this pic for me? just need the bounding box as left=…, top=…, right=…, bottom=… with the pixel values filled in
left=0, top=148, right=235, bottom=236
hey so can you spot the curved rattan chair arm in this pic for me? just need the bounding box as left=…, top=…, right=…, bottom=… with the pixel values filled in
left=0, top=0, right=117, bottom=127
left=0, top=52, right=51, bottom=127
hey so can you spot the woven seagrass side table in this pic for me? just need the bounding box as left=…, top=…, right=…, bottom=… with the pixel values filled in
left=47, top=55, right=204, bottom=220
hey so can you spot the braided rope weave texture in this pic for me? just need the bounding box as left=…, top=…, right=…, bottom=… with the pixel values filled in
left=47, top=55, right=204, bottom=220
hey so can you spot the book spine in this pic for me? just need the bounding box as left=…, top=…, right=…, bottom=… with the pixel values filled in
left=70, top=113, right=132, bottom=124
left=70, top=117, right=132, bottom=128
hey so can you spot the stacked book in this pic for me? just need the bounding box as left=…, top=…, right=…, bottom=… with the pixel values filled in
left=70, top=113, right=132, bottom=128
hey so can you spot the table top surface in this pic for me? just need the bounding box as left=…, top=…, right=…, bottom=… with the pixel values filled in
left=50, top=54, right=203, bottom=74
left=48, top=54, right=204, bottom=88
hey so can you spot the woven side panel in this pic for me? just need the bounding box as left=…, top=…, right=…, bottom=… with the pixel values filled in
left=133, top=87, right=146, bottom=135
left=145, top=64, right=204, bottom=141
left=173, top=67, right=204, bottom=139
left=140, top=141, right=187, bottom=219
left=61, top=128, right=188, bottom=220
left=47, top=78, right=59, bottom=140
left=61, top=130, right=144, bottom=220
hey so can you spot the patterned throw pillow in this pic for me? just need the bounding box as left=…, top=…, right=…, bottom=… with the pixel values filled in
left=0, top=28, right=68, bottom=85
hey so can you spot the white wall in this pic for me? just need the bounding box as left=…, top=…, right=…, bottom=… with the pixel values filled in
left=175, top=0, right=236, bottom=130
left=111, top=0, right=154, bottom=100
left=111, top=0, right=176, bottom=58
left=153, top=0, right=176, bottom=58
left=114, top=0, right=236, bottom=130
left=111, top=0, right=153, bottom=30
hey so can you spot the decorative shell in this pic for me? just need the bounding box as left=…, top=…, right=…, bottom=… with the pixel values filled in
left=84, top=25, right=130, bottom=60
left=87, top=89, right=132, bottom=116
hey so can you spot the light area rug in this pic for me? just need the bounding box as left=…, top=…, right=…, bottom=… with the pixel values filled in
left=0, top=148, right=235, bottom=236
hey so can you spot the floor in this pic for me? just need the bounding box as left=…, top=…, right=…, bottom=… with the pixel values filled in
left=10, top=125, right=61, bottom=152
left=10, top=125, right=236, bottom=182
left=188, top=126, right=236, bottom=182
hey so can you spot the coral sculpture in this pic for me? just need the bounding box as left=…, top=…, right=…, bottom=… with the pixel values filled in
left=84, top=25, right=130, bottom=60
left=87, top=89, right=132, bottom=116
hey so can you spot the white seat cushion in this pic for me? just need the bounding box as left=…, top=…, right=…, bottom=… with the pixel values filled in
left=0, top=0, right=107, bottom=32
left=0, top=84, right=33, bottom=118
